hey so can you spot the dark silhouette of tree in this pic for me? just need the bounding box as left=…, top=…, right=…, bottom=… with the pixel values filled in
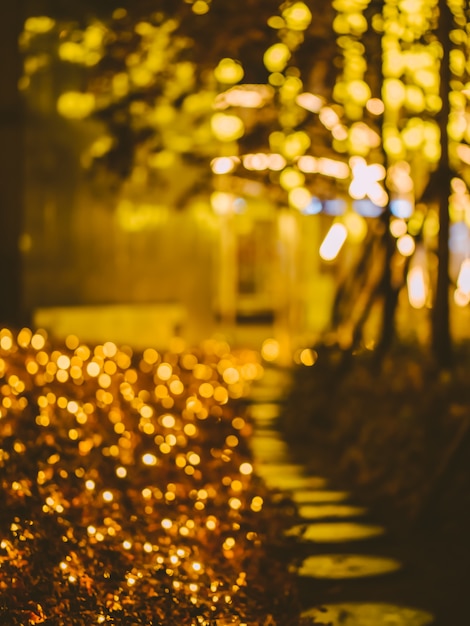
left=432, top=0, right=453, bottom=368
left=0, top=5, right=26, bottom=327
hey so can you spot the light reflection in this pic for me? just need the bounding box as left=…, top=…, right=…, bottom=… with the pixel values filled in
left=286, top=522, right=385, bottom=542
left=303, top=602, right=434, bottom=626
left=297, top=553, right=401, bottom=579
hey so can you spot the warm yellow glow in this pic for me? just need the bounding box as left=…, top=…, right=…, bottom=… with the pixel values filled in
left=211, top=156, right=238, bottom=174
left=343, top=212, right=367, bottom=243
left=287, top=522, right=384, bottom=542
left=102, top=490, right=114, bottom=503
left=397, top=234, right=416, bottom=257
left=454, top=288, right=470, bottom=307
left=299, top=349, right=318, bottom=366
left=211, top=191, right=236, bottom=215
left=319, top=158, right=350, bottom=179
left=280, top=168, right=305, bottom=190
left=366, top=98, right=385, bottom=115
left=24, top=16, right=55, bottom=33
left=390, top=219, right=408, bottom=238
left=297, top=155, right=318, bottom=173
left=283, top=131, right=311, bottom=159
left=282, top=2, right=312, bottom=30
left=161, top=413, right=176, bottom=428
left=296, top=92, right=324, bottom=112
left=214, top=58, right=244, bottom=84
left=142, top=453, right=158, bottom=466
left=215, top=85, right=273, bottom=109
left=156, top=363, right=172, bottom=380
left=263, top=43, right=291, bottom=72
left=242, top=153, right=268, bottom=170
left=347, top=79, right=371, bottom=105
left=407, top=266, right=428, bottom=309
left=211, top=113, right=245, bottom=141
left=319, top=107, right=340, bottom=130
left=86, top=362, right=100, bottom=377
left=289, top=187, right=312, bottom=211
left=239, top=462, right=253, bottom=475
left=57, top=92, right=95, bottom=119
left=319, top=223, right=348, bottom=261
left=192, top=0, right=210, bottom=15
left=261, top=339, right=280, bottom=362
left=383, top=79, right=406, bottom=108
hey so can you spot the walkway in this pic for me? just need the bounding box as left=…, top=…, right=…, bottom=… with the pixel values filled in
left=245, top=365, right=443, bottom=626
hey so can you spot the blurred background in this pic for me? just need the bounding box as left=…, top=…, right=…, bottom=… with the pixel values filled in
left=2, top=0, right=470, bottom=364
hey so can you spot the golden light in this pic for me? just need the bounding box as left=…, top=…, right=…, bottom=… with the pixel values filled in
left=211, top=113, right=244, bottom=141
left=215, top=85, right=273, bottom=109
left=24, top=16, right=55, bottom=33
left=282, top=2, right=312, bottom=30
left=299, top=349, right=318, bottom=366
left=297, top=155, right=318, bottom=173
left=102, top=490, right=114, bottom=503
left=407, top=266, right=428, bottom=309
left=366, top=98, right=385, bottom=115
left=283, top=131, right=311, bottom=159
left=397, top=234, right=416, bottom=257
left=268, top=153, right=287, bottom=170
left=239, top=462, right=253, bottom=475
left=280, top=168, right=305, bottom=190
left=192, top=0, right=210, bottom=15
left=243, top=153, right=270, bottom=171
left=383, top=78, right=406, bottom=109
left=229, top=497, right=242, bottom=510
left=161, top=413, right=176, bottom=428
left=116, top=466, right=127, bottom=478
left=214, top=58, right=244, bottom=84
left=296, top=92, right=324, bottom=113
left=319, top=107, right=340, bottom=130
left=390, top=219, right=408, bottom=238
left=319, top=223, right=348, bottom=261
left=318, top=158, right=349, bottom=179
left=211, top=157, right=238, bottom=174
left=86, top=361, right=100, bottom=377
left=142, top=453, right=158, bottom=466
left=57, top=92, right=95, bottom=119
left=347, top=79, right=371, bottom=105
left=156, top=362, right=172, bottom=380
left=210, top=191, right=236, bottom=216
left=343, top=212, right=367, bottom=244
left=289, top=187, right=312, bottom=211
left=454, top=288, right=470, bottom=307
left=261, top=339, right=280, bottom=362
left=263, top=43, right=291, bottom=72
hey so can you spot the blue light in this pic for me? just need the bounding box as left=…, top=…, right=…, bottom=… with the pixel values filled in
left=323, top=199, right=346, bottom=215
left=353, top=199, right=384, bottom=218
left=390, top=198, right=413, bottom=219
left=233, top=197, right=247, bottom=213
left=449, top=222, right=470, bottom=254
left=301, top=197, right=323, bottom=215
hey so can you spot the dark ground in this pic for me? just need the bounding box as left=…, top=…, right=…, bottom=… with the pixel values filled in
left=277, top=343, right=470, bottom=626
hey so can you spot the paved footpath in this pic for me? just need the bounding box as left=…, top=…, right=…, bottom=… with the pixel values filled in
left=244, top=365, right=468, bottom=626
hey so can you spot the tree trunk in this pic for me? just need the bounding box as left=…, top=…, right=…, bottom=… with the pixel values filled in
left=0, top=5, right=25, bottom=327
left=432, top=0, right=453, bottom=369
